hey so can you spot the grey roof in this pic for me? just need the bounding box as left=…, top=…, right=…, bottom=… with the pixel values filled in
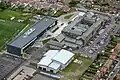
left=49, top=45, right=61, bottom=49
left=82, top=18, right=104, bottom=38
left=47, top=40, right=63, bottom=47
left=55, top=34, right=65, bottom=42
left=76, top=40, right=83, bottom=45
left=64, top=37, right=76, bottom=43
left=62, top=41, right=78, bottom=48
left=63, top=22, right=89, bottom=36
left=63, top=14, right=104, bottom=39
left=62, top=16, right=83, bottom=35
left=9, top=17, right=57, bottom=48
left=63, top=16, right=92, bottom=36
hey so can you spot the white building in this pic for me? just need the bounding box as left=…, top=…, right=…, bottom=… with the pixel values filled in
left=37, top=49, right=74, bottom=73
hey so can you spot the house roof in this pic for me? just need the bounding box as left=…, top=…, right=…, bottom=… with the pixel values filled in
left=52, top=49, right=74, bottom=65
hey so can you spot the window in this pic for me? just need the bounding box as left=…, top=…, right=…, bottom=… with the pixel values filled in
left=43, top=68, right=46, bottom=71
left=50, top=70, right=54, bottom=73
left=76, top=46, right=79, bottom=49
left=71, top=27, right=75, bottom=30
left=39, top=67, right=42, bottom=70
left=92, top=31, right=94, bottom=35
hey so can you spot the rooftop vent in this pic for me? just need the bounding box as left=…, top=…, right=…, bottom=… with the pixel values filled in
left=23, top=28, right=36, bottom=38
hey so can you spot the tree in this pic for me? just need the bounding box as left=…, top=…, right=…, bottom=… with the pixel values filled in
left=0, top=2, right=11, bottom=11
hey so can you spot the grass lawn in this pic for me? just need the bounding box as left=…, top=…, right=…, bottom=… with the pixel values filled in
left=64, top=14, right=73, bottom=19
left=60, top=56, right=93, bottom=80
left=53, top=10, right=67, bottom=17
left=0, top=20, right=26, bottom=50
left=0, top=9, right=32, bottom=20
left=0, top=9, right=21, bottom=19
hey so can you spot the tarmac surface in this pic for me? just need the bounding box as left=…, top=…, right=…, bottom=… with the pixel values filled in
left=0, top=54, right=23, bottom=80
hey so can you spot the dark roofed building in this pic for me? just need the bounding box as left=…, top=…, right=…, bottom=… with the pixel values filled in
left=7, top=17, right=57, bottom=56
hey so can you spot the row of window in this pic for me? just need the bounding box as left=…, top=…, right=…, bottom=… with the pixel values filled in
left=39, top=67, right=54, bottom=73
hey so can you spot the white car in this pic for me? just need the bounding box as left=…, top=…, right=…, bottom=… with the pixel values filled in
left=100, top=41, right=104, bottom=45
left=90, top=41, right=93, bottom=44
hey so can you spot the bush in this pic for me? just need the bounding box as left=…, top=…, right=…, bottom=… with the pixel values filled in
left=64, top=14, right=73, bottom=19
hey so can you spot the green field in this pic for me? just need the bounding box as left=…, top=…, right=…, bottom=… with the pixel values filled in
left=60, top=56, right=93, bottom=80
left=0, top=20, right=26, bottom=50
left=64, top=14, right=73, bottom=19
left=0, top=9, right=32, bottom=20
left=0, top=9, right=21, bottom=19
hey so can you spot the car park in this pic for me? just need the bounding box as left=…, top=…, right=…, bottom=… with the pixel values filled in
left=100, top=40, right=104, bottom=45
left=90, top=41, right=94, bottom=44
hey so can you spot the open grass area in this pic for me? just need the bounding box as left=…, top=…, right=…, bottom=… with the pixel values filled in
left=60, top=56, right=93, bottom=80
left=0, top=10, right=21, bottom=19
left=53, top=10, right=67, bottom=17
left=64, top=14, right=73, bottom=19
left=0, top=9, right=32, bottom=20
left=0, top=20, right=26, bottom=50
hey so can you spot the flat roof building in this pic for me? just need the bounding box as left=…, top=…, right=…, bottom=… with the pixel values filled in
left=7, top=17, right=57, bottom=56
left=37, top=49, right=74, bottom=73
left=62, top=12, right=105, bottom=46
left=46, top=11, right=107, bottom=50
